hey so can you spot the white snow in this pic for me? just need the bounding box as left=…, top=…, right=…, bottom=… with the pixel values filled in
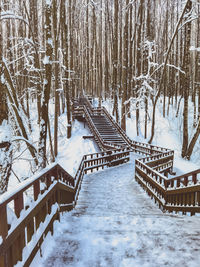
left=56, top=119, right=97, bottom=176
left=43, top=56, right=50, bottom=65
left=190, top=46, right=200, bottom=52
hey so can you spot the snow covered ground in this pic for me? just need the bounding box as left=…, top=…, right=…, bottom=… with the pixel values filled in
left=7, top=114, right=97, bottom=192
left=31, top=156, right=200, bottom=267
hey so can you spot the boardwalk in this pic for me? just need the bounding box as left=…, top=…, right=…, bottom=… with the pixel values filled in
left=1, top=96, right=200, bottom=266
left=39, top=156, right=200, bottom=267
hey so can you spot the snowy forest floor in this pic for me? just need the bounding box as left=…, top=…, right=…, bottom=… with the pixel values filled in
left=6, top=97, right=199, bottom=193
left=31, top=155, right=200, bottom=267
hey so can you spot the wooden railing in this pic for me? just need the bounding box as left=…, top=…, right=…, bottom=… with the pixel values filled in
left=135, top=160, right=200, bottom=214
left=0, top=148, right=130, bottom=267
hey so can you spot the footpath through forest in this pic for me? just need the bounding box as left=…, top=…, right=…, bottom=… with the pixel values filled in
left=34, top=155, right=200, bottom=267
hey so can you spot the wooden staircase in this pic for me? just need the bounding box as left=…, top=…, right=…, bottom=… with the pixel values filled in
left=0, top=95, right=200, bottom=267
left=90, top=115, right=127, bottom=147
left=73, top=95, right=200, bottom=217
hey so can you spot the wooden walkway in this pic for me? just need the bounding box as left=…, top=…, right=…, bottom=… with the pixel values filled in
left=40, top=159, right=200, bottom=267
left=0, top=95, right=200, bottom=266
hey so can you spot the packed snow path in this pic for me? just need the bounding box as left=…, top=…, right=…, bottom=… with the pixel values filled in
left=39, top=157, right=200, bottom=267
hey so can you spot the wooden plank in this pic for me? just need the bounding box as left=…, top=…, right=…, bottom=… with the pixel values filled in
left=2, top=185, right=58, bottom=251
left=166, top=185, right=200, bottom=194
left=0, top=255, right=4, bottom=267
left=0, top=205, right=8, bottom=239
left=27, top=218, right=34, bottom=243
left=14, top=192, right=24, bottom=218
left=83, top=135, right=94, bottom=139
left=23, top=212, right=59, bottom=267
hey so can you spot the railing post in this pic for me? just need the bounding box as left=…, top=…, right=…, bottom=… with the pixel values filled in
left=14, top=192, right=24, bottom=218
left=192, top=173, right=197, bottom=184
left=34, top=180, right=40, bottom=201
left=164, top=180, right=168, bottom=189
left=14, top=192, right=25, bottom=263
left=184, top=176, right=188, bottom=186
left=46, top=174, right=51, bottom=189
left=0, top=204, right=8, bottom=239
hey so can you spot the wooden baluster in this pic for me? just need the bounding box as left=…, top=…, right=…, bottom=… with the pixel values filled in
left=47, top=174, right=51, bottom=189
left=197, top=191, right=200, bottom=206
left=27, top=218, right=34, bottom=243
left=182, top=193, right=186, bottom=207
left=180, top=193, right=183, bottom=206
left=42, top=202, right=48, bottom=222
left=57, top=167, right=61, bottom=181
left=188, top=193, right=191, bottom=206
left=14, top=192, right=24, bottom=218
left=164, top=180, right=168, bottom=189
left=191, top=192, right=195, bottom=206
left=176, top=194, right=179, bottom=206
left=192, top=173, right=197, bottom=184
left=52, top=166, right=58, bottom=181
left=97, top=154, right=99, bottom=171
left=56, top=188, right=61, bottom=206
left=184, top=176, right=188, bottom=186
left=27, top=183, right=39, bottom=247
left=36, top=204, right=47, bottom=230
left=168, top=195, right=171, bottom=206
left=186, top=193, right=189, bottom=206
left=0, top=205, right=9, bottom=267
left=13, top=192, right=25, bottom=263
left=0, top=204, right=9, bottom=266
left=34, top=180, right=40, bottom=201
left=0, top=205, right=8, bottom=239
left=47, top=175, right=53, bottom=215
left=174, top=195, right=177, bottom=206
left=173, top=195, right=176, bottom=206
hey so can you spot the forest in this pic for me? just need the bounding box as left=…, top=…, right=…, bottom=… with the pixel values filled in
left=0, top=0, right=199, bottom=194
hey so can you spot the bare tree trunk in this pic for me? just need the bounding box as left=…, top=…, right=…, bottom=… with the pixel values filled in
left=121, top=0, right=129, bottom=131
left=0, top=3, right=7, bottom=124
left=136, top=0, right=144, bottom=136
left=53, top=0, right=60, bottom=158
left=112, top=0, right=119, bottom=123
left=38, top=2, right=53, bottom=168
left=181, top=0, right=192, bottom=158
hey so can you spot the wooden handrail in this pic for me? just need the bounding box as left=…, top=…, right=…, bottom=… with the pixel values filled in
left=0, top=146, right=130, bottom=267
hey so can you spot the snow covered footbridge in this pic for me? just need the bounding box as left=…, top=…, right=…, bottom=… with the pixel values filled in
left=1, top=96, right=200, bottom=266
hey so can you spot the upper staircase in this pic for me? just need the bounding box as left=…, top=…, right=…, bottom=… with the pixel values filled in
left=90, top=114, right=127, bottom=147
